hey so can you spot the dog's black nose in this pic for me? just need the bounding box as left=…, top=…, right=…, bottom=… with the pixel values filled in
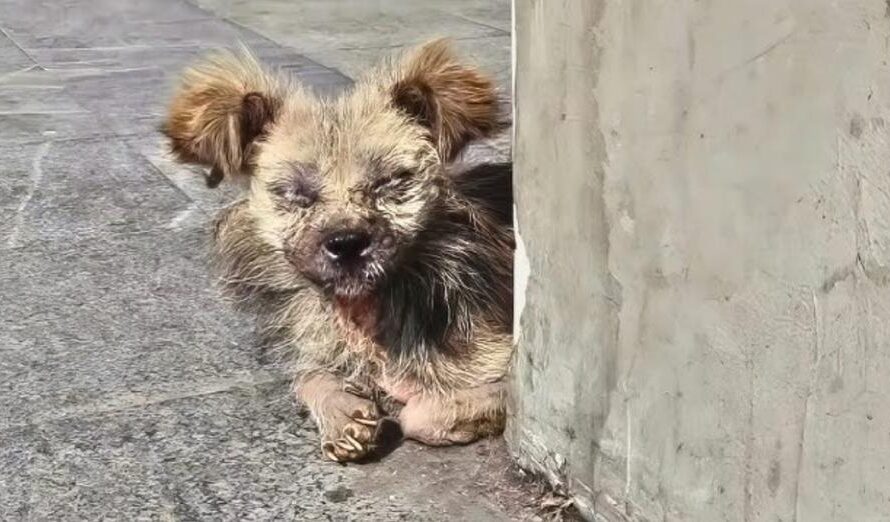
left=324, top=230, right=371, bottom=262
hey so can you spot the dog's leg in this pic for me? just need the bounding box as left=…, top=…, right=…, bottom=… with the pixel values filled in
left=398, top=381, right=506, bottom=446
left=296, top=372, right=382, bottom=462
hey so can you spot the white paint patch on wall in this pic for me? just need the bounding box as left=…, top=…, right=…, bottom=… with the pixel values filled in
left=510, top=0, right=525, bottom=344
left=512, top=205, right=530, bottom=343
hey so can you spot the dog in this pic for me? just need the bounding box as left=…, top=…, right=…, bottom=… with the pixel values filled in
left=161, top=39, right=513, bottom=462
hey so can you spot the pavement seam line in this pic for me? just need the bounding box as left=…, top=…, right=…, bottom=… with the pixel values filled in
left=178, top=0, right=353, bottom=82
left=430, top=11, right=509, bottom=36
left=0, top=25, right=40, bottom=67
left=6, top=141, right=51, bottom=249
left=8, top=372, right=291, bottom=430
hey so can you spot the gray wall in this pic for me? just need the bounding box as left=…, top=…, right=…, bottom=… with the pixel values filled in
left=508, top=1, right=890, bottom=520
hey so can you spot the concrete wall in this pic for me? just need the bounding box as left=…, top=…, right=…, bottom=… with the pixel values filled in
left=508, top=1, right=890, bottom=520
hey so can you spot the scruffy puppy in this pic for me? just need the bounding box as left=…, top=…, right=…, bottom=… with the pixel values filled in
left=161, top=39, right=513, bottom=462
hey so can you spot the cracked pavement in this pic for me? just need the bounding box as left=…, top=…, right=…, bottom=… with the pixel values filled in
left=0, top=0, right=532, bottom=520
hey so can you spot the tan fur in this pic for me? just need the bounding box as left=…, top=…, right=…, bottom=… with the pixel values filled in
left=214, top=200, right=511, bottom=392
left=391, top=39, right=505, bottom=161
left=161, top=47, right=303, bottom=184
left=164, top=39, right=512, bottom=462
left=399, top=382, right=506, bottom=445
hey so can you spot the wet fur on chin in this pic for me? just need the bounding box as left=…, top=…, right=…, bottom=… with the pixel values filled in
left=162, top=39, right=513, bottom=443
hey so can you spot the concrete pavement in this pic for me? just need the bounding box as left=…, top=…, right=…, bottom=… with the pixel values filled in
left=0, top=0, right=533, bottom=519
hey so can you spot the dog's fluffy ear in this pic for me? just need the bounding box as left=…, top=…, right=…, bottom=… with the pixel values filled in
left=391, top=39, right=503, bottom=161
left=162, top=48, right=285, bottom=187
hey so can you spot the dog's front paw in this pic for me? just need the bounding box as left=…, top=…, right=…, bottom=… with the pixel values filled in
left=318, top=392, right=381, bottom=462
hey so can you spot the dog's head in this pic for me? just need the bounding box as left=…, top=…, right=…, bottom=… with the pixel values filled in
left=162, top=40, right=503, bottom=304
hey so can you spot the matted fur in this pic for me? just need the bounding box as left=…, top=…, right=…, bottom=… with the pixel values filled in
left=163, top=39, right=513, bottom=460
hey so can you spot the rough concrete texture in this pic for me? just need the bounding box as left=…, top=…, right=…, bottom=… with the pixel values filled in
left=0, top=0, right=538, bottom=520
left=510, top=1, right=890, bottom=521
left=190, top=0, right=510, bottom=86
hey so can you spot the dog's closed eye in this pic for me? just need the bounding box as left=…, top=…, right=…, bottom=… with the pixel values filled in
left=269, top=177, right=319, bottom=210
left=371, top=169, right=413, bottom=193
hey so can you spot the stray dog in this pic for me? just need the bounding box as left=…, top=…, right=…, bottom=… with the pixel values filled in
left=162, top=39, right=513, bottom=462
